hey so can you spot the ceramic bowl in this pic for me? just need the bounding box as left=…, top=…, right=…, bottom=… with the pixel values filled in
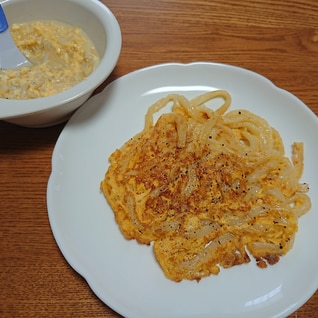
left=0, top=0, right=121, bottom=127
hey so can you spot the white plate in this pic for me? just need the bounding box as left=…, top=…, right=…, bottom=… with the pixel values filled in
left=47, top=62, right=318, bottom=318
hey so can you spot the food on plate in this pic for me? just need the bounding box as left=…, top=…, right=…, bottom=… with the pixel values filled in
left=100, top=90, right=311, bottom=282
left=0, top=20, right=100, bottom=99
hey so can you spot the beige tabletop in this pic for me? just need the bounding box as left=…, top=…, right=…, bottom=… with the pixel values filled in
left=1, top=0, right=318, bottom=317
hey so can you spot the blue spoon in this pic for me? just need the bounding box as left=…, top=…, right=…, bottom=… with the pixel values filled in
left=0, top=4, right=31, bottom=70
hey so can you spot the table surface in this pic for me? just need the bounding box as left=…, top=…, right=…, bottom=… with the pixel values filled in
left=1, top=0, right=318, bottom=317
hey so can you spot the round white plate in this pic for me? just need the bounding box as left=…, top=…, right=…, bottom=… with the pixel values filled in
left=47, top=62, right=318, bottom=318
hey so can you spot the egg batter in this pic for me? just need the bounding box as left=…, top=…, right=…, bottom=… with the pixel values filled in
left=0, top=20, right=100, bottom=99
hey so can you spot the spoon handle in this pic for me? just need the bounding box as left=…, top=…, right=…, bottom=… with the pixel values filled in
left=0, top=5, right=9, bottom=33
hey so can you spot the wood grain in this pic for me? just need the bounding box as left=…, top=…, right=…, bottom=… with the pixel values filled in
left=1, top=0, right=317, bottom=317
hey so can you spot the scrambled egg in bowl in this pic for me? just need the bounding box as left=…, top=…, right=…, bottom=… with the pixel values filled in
left=0, top=20, right=100, bottom=99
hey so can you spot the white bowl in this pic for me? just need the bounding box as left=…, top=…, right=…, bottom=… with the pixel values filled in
left=0, top=0, right=121, bottom=127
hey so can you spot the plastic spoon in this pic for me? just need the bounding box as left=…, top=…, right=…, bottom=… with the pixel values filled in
left=0, top=4, right=31, bottom=70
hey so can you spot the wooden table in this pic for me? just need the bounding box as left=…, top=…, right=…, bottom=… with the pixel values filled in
left=1, top=0, right=317, bottom=317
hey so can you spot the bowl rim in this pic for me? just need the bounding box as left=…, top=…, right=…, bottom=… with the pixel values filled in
left=0, top=0, right=122, bottom=119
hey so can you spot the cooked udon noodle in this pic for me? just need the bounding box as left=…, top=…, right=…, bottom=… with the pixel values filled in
left=101, top=90, right=311, bottom=282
